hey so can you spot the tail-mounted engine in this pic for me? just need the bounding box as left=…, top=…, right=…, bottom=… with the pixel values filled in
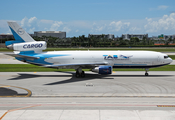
left=6, top=41, right=47, bottom=51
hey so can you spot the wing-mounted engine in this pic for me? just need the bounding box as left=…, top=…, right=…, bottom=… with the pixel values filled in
left=6, top=41, right=47, bottom=52
left=92, top=66, right=112, bottom=74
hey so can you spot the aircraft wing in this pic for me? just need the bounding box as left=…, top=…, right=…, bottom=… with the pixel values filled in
left=5, top=53, right=40, bottom=60
left=44, top=62, right=108, bottom=68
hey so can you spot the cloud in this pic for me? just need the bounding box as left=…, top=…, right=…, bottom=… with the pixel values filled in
left=50, top=21, right=63, bottom=31
left=18, top=17, right=64, bottom=33
left=20, top=17, right=38, bottom=32
left=40, top=20, right=53, bottom=24
left=28, top=17, right=37, bottom=25
left=144, top=13, right=175, bottom=33
left=1, top=14, right=175, bottom=37
left=150, top=5, right=169, bottom=11
left=21, top=17, right=37, bottom=27
left=28, top=27, right=36, bottom=33
left=62, top=27, right=71, bottom=33
left=0, top=20, right=10, bottom=34
left=109, top=21, right=130, bottom=32
left=0, top=20, right=8, bottom=29
left=89, top=20, right=131, bottom=34
left=158, top=5, right=169, bottom=10
left=92, top=24, right=106, bottom=32
left=129, top=27, right=141, bottom=32
left=69, top=21, right=92, bottom=29
left=90, top=22, right=103, bottom=32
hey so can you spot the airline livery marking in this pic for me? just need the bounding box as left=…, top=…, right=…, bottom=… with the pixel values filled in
left=23, top=43, right=43, bottom=49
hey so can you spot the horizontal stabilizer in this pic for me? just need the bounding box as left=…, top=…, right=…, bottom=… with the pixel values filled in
left=6, top=53, right=40, bottom=60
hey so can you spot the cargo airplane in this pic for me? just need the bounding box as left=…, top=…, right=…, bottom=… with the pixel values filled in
left=5, top=21, right=172, bottom=77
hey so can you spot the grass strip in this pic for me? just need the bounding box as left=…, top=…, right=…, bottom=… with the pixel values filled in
left=0, top=64, right=174, bottom=72
left=169, top=55, right=175, bottom=60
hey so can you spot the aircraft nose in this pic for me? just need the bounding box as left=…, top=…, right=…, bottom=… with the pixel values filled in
left=167, top=57, right=173, bottom=64
left=169, top=58, right=173, bottom=63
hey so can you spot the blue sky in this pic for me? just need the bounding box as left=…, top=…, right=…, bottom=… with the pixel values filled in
left=0, top=0, right=175, bottom=37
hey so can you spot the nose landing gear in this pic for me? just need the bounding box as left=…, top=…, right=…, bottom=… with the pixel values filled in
left=145, top=68, right=149, bottom=76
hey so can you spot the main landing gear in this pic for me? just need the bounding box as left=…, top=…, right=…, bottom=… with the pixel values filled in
left=145, top=68, right=149, bottom=76
left=75, top=68, right=85, bottom=78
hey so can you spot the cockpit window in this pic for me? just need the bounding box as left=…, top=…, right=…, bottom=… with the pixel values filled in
left=164, top=56, right=169, bottom=59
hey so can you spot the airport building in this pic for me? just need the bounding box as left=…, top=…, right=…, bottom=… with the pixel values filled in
left=122, top=34, right=148, bottom=40
left=88, top=34, right=114, bottom=39
left=160, top=34, right=175, bottom=40
left=0, top=33, right=35, bottom=39
left=151, top=34, right=175, bottom=40
left=0, top=34, right=14, bottom=39
left=34, top=31, right=66, bottom=38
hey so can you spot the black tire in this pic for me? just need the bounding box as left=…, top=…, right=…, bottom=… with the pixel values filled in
left=76, top=72, right=80, bottom=78
left=145, top=73, right=149, bottom=76
left=81, top=71, right=85, bottom=78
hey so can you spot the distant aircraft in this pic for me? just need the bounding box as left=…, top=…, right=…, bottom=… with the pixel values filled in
left=5, top=21, right=172, bottom=77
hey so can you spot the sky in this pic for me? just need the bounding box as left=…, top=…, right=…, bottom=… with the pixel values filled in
left=0, top=0, right=175, bottom=37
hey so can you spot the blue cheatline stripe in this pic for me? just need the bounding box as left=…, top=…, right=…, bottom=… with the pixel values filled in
left=16, top=53, right=70, bottom=65
left=19, top=53, right=70, bottom=58
left=9, top=27, right=24, bottom=41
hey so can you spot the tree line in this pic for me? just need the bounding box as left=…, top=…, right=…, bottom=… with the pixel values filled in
left=1, top=35, right=175, bottom=47
left=33, top=35, right=175, bottom=47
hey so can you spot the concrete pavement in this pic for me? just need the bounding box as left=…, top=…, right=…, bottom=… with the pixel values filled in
left=0, top=71, right=175, bottom=97
left=0, top=60, right=175, bottom=119
left=1, top=97, right=175, bottom=120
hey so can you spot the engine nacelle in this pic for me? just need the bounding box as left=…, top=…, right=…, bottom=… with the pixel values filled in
left=92, top=66, right=112, bottom=74
left=6, top=41, right=47, bottom=51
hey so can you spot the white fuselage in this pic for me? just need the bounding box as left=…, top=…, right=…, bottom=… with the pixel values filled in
left=42, top=50, right=172, bottom=69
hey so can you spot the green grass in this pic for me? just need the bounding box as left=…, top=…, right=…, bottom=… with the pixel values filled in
left=169, top=55, right=175, bottom=60
left=0, top=64, right=174, bottom=72
left=0, top=48, right=13, bottom=52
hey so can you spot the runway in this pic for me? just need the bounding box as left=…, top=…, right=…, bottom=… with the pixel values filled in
left=0, top=71, right=175, bottom=119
